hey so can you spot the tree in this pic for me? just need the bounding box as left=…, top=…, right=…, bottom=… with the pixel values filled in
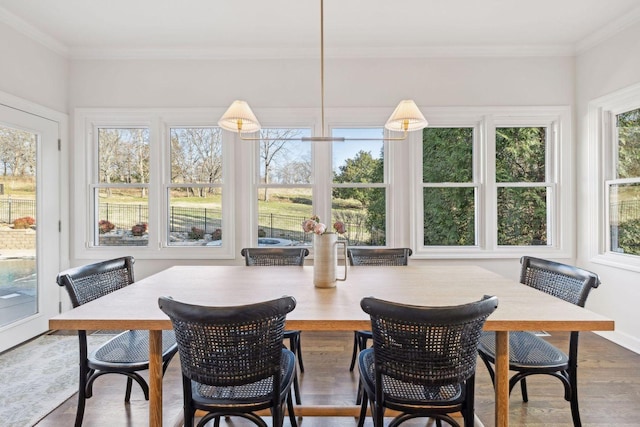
left=0, top=126, right=36, bottom=177
left=422, top=127, right=475, bottom=245
left=170, top=128, right=222, bottom=197
left=333, top=150, right=380, bottom=203
left=259, top=128, right=306, bottom=201
left=98, top=128, right=150, bottom=197
left=333, top=149, right=385, bottom=244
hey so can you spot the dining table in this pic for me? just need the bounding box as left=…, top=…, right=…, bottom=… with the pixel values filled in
left=49, top=264, right=614, bottom=427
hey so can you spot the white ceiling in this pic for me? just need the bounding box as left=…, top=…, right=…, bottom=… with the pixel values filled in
left=1, top=0, right=640, bottom=59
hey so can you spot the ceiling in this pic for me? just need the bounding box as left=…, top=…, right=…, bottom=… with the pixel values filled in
left=1, top=0, right=640, bottom=59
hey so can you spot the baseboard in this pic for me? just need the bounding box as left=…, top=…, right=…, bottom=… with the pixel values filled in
left=595, top=330, right=640, bottom=355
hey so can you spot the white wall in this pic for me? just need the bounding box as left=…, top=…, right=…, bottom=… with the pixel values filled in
left=68, top=54, right=575, bottom=279
left=0, top=22, right=67, bottom=112
left=576, top=22, right=640, bottom=352
left=69, top=56, right=574, bottom=108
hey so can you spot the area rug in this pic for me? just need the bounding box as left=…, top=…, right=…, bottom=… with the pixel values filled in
left=0, top=332, right=113, bottom=427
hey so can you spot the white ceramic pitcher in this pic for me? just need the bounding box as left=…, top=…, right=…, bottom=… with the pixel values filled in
left=312, top=233, right=347, bottom=288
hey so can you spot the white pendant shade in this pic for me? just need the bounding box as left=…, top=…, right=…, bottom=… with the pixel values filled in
left=384, top=100, right=429, bottom=132
left=217, top=1, right=428, bottom=142
left=217, top=100, right=261, bottom=134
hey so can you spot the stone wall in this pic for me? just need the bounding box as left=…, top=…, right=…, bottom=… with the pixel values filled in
left=0, top=229, right=36, bottom=249
left=98, top=234, right=148, bottom=246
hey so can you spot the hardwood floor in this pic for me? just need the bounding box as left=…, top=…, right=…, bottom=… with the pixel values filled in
left=36, top=331, right=639, bottom=426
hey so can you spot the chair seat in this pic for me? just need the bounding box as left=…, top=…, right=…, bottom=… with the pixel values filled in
left=478, top=331, right=569, bottom=370
left=192, top=349, right=296, bottom=409
left=89, top=330, right=178, bottom=370
left=359, top=349, right=465, bottom=407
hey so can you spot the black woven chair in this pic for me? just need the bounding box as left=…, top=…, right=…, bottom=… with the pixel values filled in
left=358, top=295, right=498, bottom=427
left=477, top=256, right=600, bottom=427
left=56, top=256, right=178, bottom=427
left=347, top=248, right=412, bottom=404
left=241, top=247, right=308, bottom=405
left=158, top=295, right=298, bottom=427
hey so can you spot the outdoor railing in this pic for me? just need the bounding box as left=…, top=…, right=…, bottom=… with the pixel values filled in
left=1, top=197, right=386, bottom=245
left=0, top=197, right=36, bottom=224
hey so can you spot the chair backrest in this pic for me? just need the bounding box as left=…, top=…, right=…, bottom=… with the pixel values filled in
left=361, top=295, right=498, bottom=386
left=520, top=256, right=600, bottom=307
left=240, top=247, right=309, bottom=266
left=56, top=256, right=135, bottom=307
left=347, top=248, right=412, bottom=266
left=158, top=295, right=296, bottom=387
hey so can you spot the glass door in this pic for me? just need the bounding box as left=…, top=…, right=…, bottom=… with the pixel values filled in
left=0, top=103, right=59, bottom=352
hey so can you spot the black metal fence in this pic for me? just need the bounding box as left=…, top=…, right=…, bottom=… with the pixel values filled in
left=2, top=197, right=383, bottom=245
left=258, top=212, right=384, bottom=246
left=99, top=203, right=149, bottom=229
left=0, top=198, right=36, bottom=224
left=169, top=206, right=222, bottom=233
left=258, top=213, right=311, bottom=244
left=610, top=199, right=640, bottom=224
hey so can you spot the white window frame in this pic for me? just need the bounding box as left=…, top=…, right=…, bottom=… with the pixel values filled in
left=588, top=82, right=640, bottom=271
left=411, top=106, right=572, bottom=259
left=73, top=108, right=235, bottom=260
left=243, top=108, right=317, bottom=246
left=246, top=107, right=405, bottom=249
left=254, top=126, right=314, bottom=246
left=325, top=108, right=407, bottom=248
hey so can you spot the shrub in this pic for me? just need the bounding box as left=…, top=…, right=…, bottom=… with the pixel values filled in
left=616, top=219, right=640, bottom=254
left=13, top=216, right=36, bottom=229
left=98, top=220, right=115, bottom=234
left=258, top=228, right=266, bottom=238
left=188, top=226, right=205, bottom=240
left=211, top=228, right=222, bottom=240
left=131, top=222, right=148, bottom=236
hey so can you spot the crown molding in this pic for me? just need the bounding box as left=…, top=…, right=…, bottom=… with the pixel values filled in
left=3, top=1, right=638, bottom=61
left=575, top=5, right=640, bottom=54
left=67, top=44, right=575, bottom=61
left=0, top=6, right=68, bottom=56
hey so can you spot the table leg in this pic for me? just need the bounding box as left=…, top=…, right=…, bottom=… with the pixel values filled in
left=494, top=331, right=509, bottom=427
left=149, top=330, right=163, bottom=427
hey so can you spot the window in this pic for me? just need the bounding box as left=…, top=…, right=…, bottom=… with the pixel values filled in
left=496, top=126, right=550, bottom=246
left=422, top=127, right=476, bottom=246
left=414, top=107, right=570, bottom=258
left=256, top=128, right=313, bottom=246
left=332, top=128, right=387, bottom=246
left=76, top=109, right=233, bottom=259
left=94, top=127, right=150, bottom=247
left=588, top=82, right=640, bottom=269
left=606, top=107, right=640, bottom=256
left=167, top=127, right=223, bottom=247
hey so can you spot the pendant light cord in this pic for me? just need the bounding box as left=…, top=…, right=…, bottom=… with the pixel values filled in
left=320, top=0, right=326, bottom=137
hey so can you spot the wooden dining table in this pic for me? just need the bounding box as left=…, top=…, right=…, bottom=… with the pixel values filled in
left=49, top=264, right=614, bottom=427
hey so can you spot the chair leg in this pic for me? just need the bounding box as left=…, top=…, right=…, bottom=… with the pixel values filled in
left=293, top=369, right=302, bottom=405
left=296, top=334, right=304, bottom=373
left=75, top=372, right=87, bottom=427
left=462, top=375, right=476, bottom=427
left=569, top=367, right=582, bottom=427
left=289, top=333, right=304, bottom=373
left=355, top=376, right=363, bottom=405
left=357, top=388, right=368, bottom=427
left=478, top=351, right=496, bottom=386
left=520, top=378, right=529, bottom=402
left=75, top=332, right=89, bottom=427
left=287, top=390, right=298, bottom=427
left=125, top=377, right=133, bottom=402
left=349, top=331, right=359, bottom=371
